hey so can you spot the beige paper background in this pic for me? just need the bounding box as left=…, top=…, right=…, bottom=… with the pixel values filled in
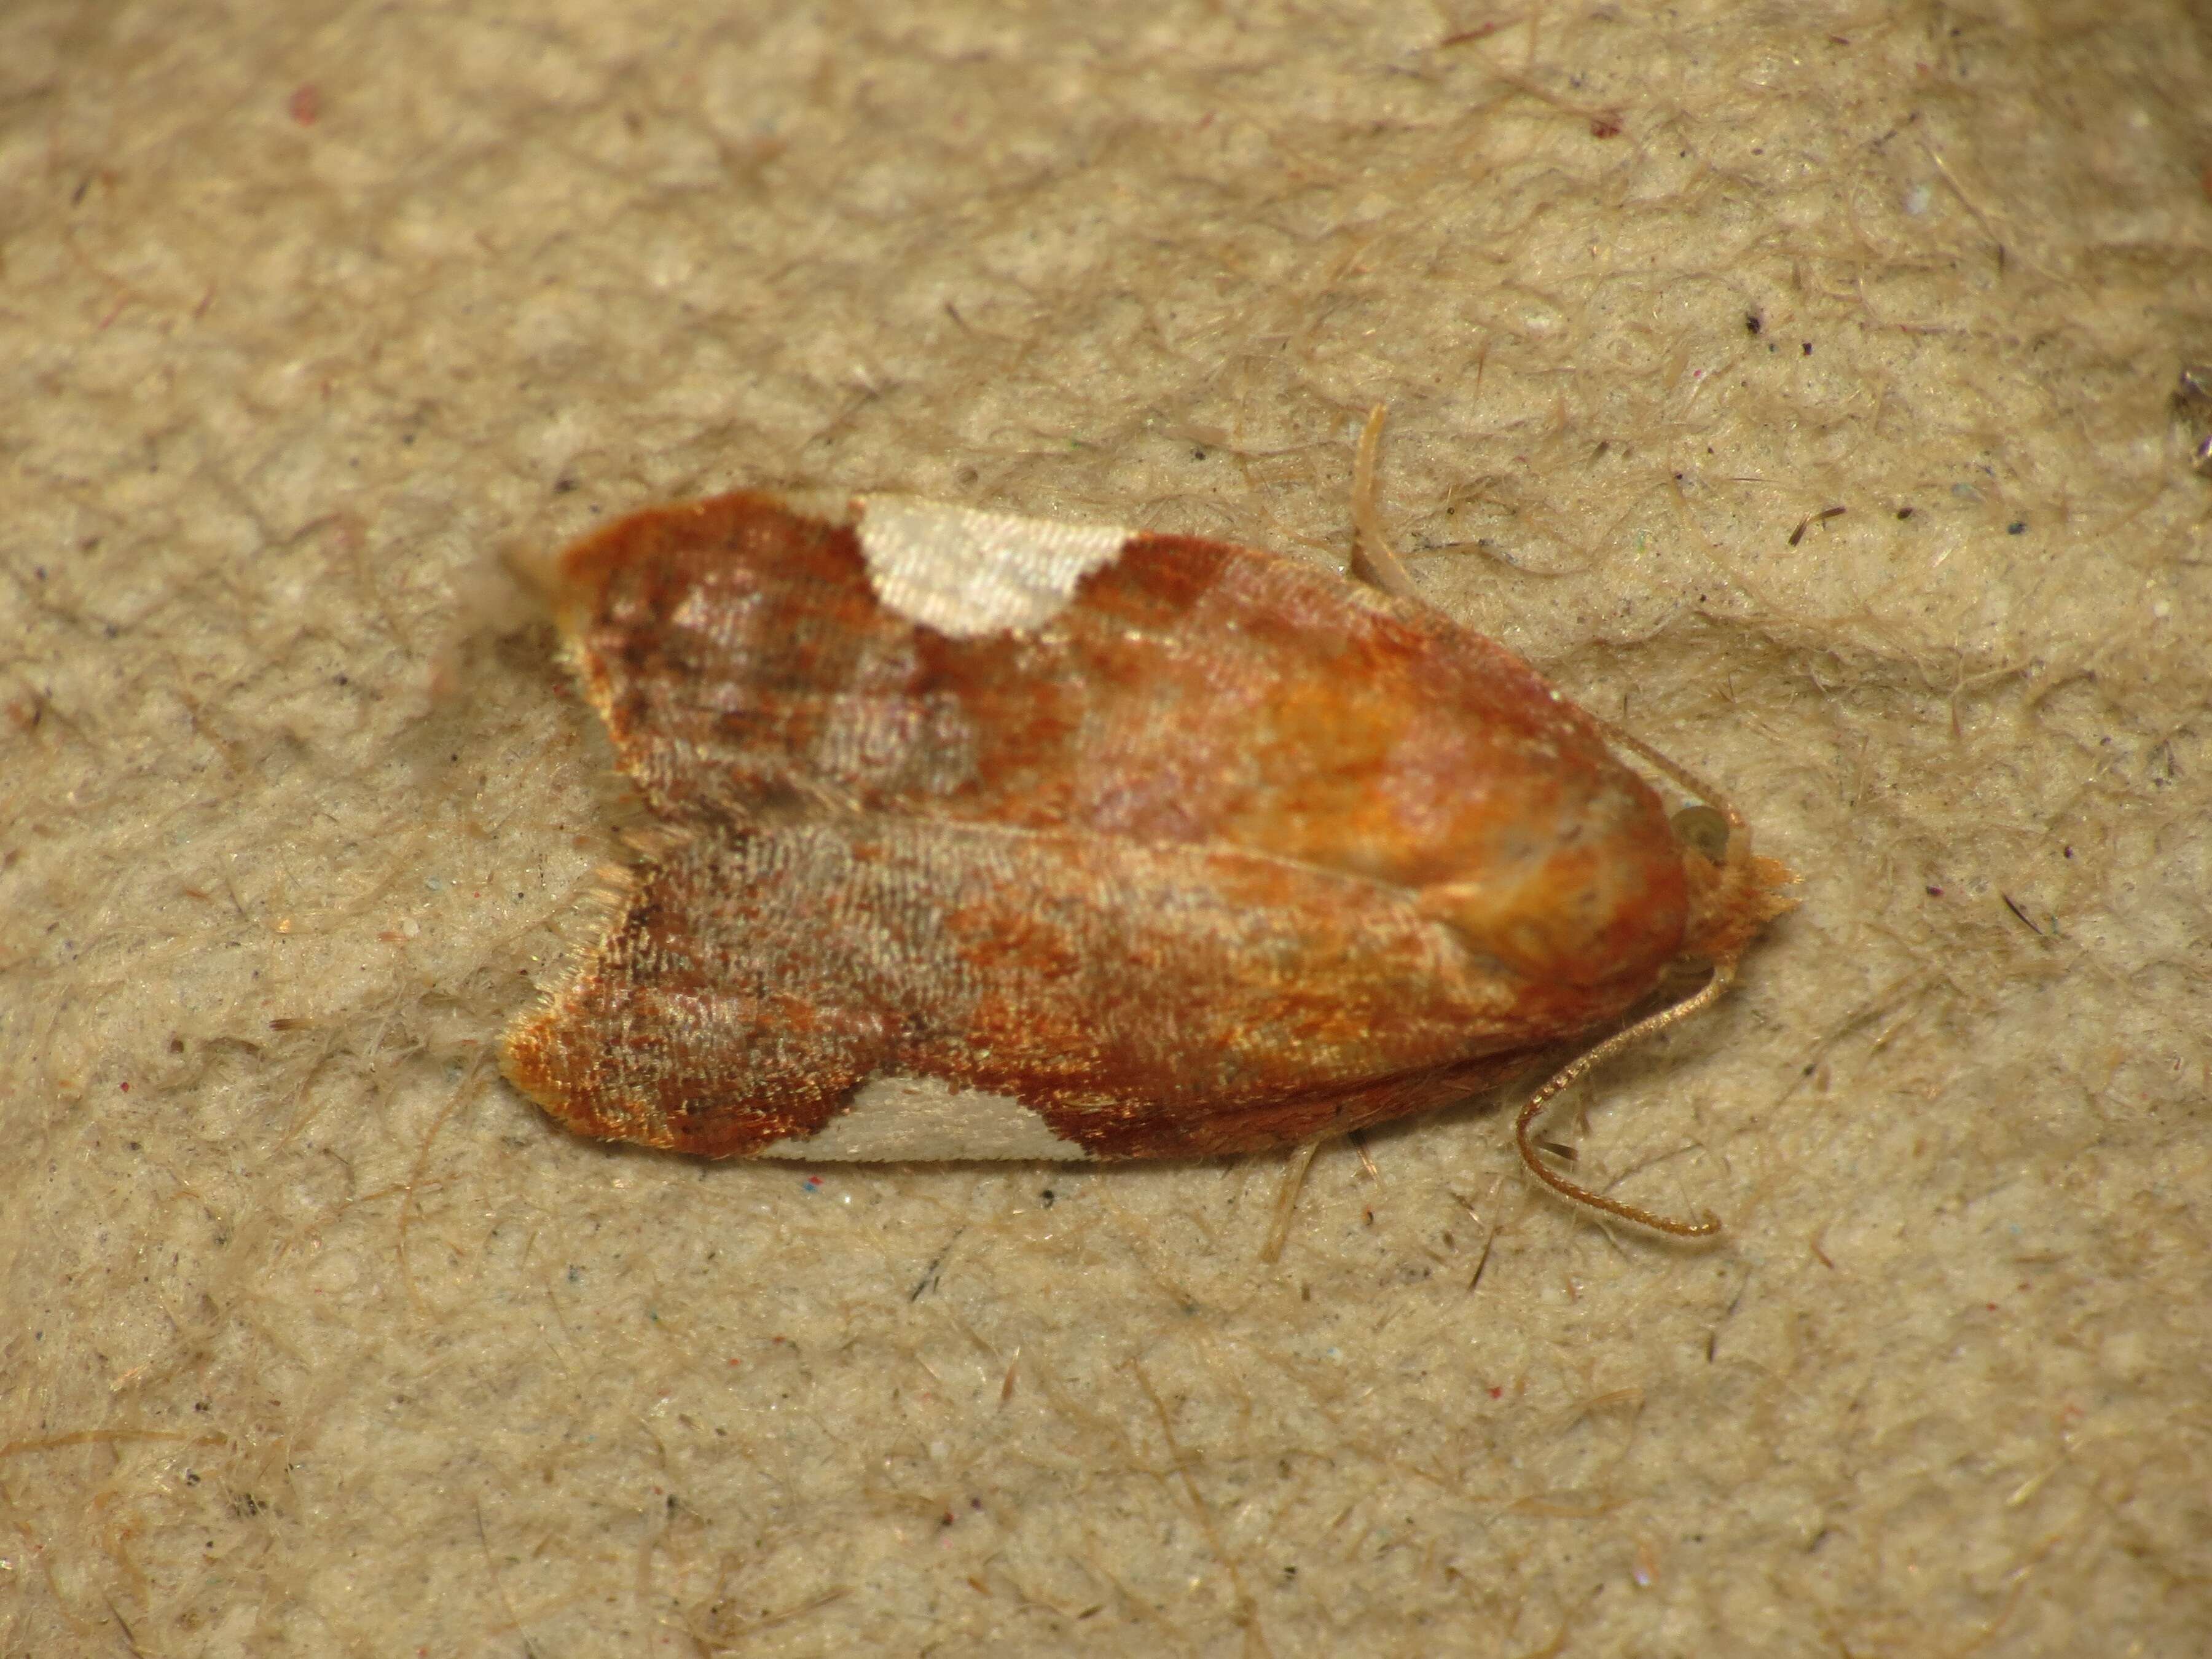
left=5, top=2, right=2208, bottom=1653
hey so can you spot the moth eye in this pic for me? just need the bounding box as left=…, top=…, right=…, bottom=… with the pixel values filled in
left=1672, top=803, right=1731, bottom=863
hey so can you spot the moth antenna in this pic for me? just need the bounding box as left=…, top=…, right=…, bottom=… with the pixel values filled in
left=1599, top=718, right=1744, bottom=831
left=1350, top=404, right=1423, bottom=602
left=1513, top=965, right=1736, bottom=1237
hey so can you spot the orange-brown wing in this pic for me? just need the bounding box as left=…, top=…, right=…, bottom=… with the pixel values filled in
left=509, top=493, right=1695, bottom=1159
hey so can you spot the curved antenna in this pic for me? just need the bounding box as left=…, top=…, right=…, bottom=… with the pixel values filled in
left=1349, top=404, right=1424, bottom=602
left=1598, top=717, right=1744, bottom=832
left=1513, top=965, right=1736, bottom=1237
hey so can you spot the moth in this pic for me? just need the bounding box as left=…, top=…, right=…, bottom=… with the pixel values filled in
left=502, top=486, right=1794, bottom=1234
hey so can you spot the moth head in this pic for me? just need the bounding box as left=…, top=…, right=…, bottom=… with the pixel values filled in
left=1675, top=799, right=1797, bottom=971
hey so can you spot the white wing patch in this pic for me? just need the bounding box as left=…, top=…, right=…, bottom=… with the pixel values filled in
left=756, top=1073, right=1095, bottom=1161
left=855, top=496, right=1131, bottom=638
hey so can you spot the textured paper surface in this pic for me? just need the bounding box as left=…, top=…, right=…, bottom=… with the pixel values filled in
left=4, top=3, right=2208, bottom=1653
